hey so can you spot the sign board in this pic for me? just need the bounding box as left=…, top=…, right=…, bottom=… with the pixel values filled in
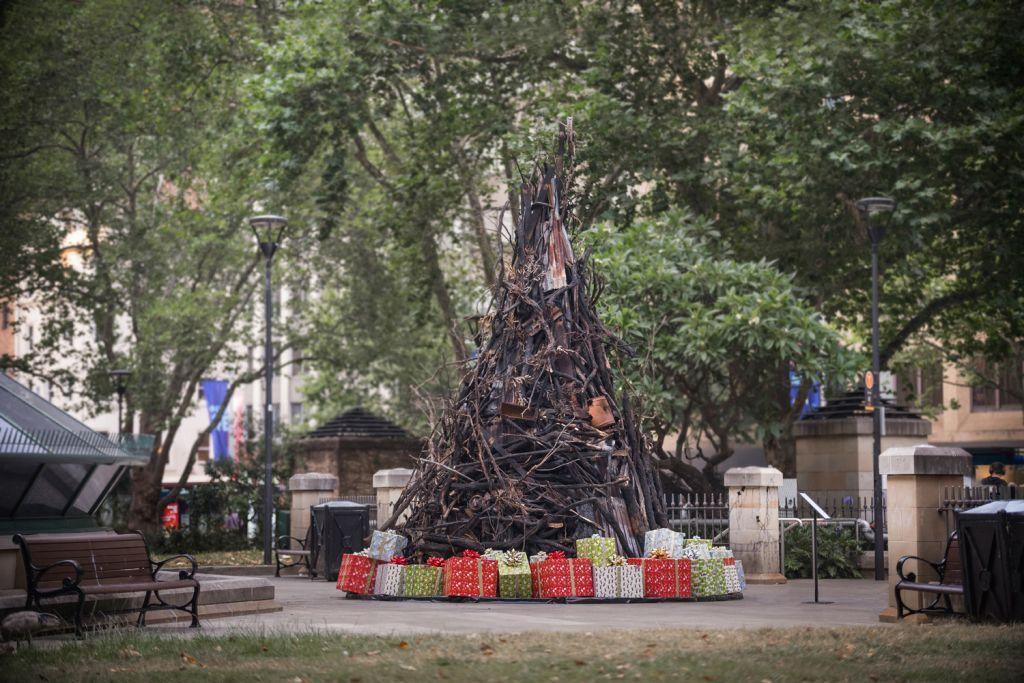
left=162, top=502, right=180, bottom=529
left=799, top=492, right=830, bottom=520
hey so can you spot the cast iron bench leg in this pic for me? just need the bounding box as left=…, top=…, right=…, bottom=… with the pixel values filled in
left=137, top=590, right=152, bottom=627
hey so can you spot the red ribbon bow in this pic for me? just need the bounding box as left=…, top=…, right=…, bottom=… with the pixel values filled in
left=390, top=555, right=408, bottom=565
left=427, top=556, right=445, bottom=567
left=548, top=551, right=566, bottom=560
left=462, top=549, right=481, bottom=558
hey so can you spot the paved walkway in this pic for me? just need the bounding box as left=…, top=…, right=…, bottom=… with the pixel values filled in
left=174, top=577, right=889, bottom=635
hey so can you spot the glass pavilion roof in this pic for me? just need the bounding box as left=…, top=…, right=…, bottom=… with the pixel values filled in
left=0, top=373, right=151, bottom=523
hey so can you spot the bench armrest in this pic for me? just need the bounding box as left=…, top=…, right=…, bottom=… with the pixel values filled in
left=277, top=535, right=306, bottom=551
left=152, top=554, right=198, bottom=581
left=32, top=559, right=83, bottom=591
left=896, top=555, right=944, bottom=583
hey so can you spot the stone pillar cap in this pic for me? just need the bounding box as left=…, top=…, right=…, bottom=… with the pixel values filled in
left=724, top=466, right=783, bottom=488
left=288, top=472, right=338, bottom=492
left=373, top=467, right=414, bottom=488
left=879, top=444, right=973, bottom=477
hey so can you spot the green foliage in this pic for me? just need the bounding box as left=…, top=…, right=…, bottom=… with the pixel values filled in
left=784, top=524, right=863, bottom=580
left=589, top=211, right=859, bottom=487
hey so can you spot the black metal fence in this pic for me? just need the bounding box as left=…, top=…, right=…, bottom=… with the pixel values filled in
left=779, top=492, right=885, bottom=533
left=663, top=492, right=729, bottom=542
left=939, top=484, right=1023, bottom=536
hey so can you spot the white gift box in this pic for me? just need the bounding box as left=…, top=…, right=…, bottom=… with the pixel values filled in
left=723, top=561, right=742, bottom=594
left=374, top=563, right=405, bottom=596
left=735, top=560, right=747, bottom=591
left=643, top=528, right=686, bottom=558
left=366, top=529, right=408, bottom=561
left=593, top=565, right=644, bottom=598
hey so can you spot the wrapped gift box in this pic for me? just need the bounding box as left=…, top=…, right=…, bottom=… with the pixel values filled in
left=375, top=562, right=406, bottom=596
left=575, top=535, right=618, bottom=568
left=627, top=558, right=691, bottom=598
left=692, top=558, right=728, bottom=597
left=681, top=539, right=712, bottom=561
left=401, top=564, right=444, bottom=597
left=537, top=557, right=594, bottom=598
left=643, top=528, right=686, bottom=558
left=593, top=564, right=644, bottom=598
left=710, top=546, right=734, bottom=559
left=443, top=556, right=498, bottom=597
left=366, top=529, right=408, bottom=561
left=723, top=557, right=742, bottom=594
left=735, top=559, right=747, bottom=591
left=497, top=551, right=532, bottom=599
left=336, top=553, right=381, bottom=595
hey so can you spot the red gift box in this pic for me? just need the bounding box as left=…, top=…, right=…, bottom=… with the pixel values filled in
left=628, top=558, right=691, bottom=598
left=530, top=562, right=540, bottom=598
left=536, top=558, right=594, bottom=598
left=724, top=557, right=735, bottom=566
left=337, top=553, right=381, bottom=594
left=443, top=557, right=498, bottom=597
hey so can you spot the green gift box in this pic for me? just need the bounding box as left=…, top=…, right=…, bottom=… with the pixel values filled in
left=498, top=550, right=532, bottom=599
left=575, top=534, right=618, bottom=568
left=400, top=565, right=444, bottom=597
left=692, top=558, right=728, bottom=597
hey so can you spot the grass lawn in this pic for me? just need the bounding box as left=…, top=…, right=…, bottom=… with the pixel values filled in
left=3, top=623, right=1022, bottom=682
left=164, top=549, right=267, bottom=568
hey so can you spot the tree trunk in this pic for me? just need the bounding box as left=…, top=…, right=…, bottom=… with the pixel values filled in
left=127, top=428, right=164, bottom=533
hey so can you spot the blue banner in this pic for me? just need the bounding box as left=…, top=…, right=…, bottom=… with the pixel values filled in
left=789, top=371, right=822, bottom=417
left=201, top=378, right=231, bottom=461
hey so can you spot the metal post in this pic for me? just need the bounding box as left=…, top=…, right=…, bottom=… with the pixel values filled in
left=870, top=231, right=885, bottom=581
left=261, top=242, right=277, bottom=566
left=811, top=508, right=819, bottom=603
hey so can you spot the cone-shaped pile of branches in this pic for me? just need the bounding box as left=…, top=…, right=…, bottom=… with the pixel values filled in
left=385, top=121, right=667, bottom=557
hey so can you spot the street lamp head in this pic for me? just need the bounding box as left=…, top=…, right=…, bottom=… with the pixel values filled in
left=107, top=368, right=132, bottom=396
left=248, top=214, right=288, bottom=259
left=855, top=197, right=896, bottom=216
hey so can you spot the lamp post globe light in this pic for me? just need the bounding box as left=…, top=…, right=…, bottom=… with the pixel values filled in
left=856, top=196, right=895, bottom=581
left=248, top=213, right=288, bottom=566
left=107, top=368, right=132, bottom=435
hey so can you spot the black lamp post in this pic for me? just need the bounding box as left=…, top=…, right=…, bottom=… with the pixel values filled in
left=856, top=196, right=895, bottom=581
left=107, top=369, right=132, bottom=435
left=249, top=213, right=288, bottom=566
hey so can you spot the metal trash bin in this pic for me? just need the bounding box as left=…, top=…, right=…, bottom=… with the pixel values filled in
left=957, top=500, right=1024, bottom=621
left=312, top=501, right=370, bottom=581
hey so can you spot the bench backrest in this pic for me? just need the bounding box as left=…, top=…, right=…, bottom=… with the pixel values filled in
left=943, top=532, right=962, bottom=585
left=15, top=532, right=153, bottom=590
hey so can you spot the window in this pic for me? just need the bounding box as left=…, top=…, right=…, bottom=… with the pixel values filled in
left=1, top=303, right=9, bottom=329
left=971, top=358, right=1023, bottom=411
left=290, top=401, right=304, bottom=422
left=895, top=364, right=943, bottom=408
left=27, top=325, right=34, bottom=351
left=197, top=433, right=211, bottom=462
left=272, top=403, right=280, bottom=429
left=247, top=346, right=255, bottom=373
left=245, top=405, right=254, bottom=438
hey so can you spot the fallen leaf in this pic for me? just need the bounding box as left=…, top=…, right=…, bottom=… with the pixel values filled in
left=616, top=664, right=632, bottom=670
left=397, top=641, right=409, bottom=649
left=119, top=647, right=141, bottom=659
left=399, top=665, right=416, bottom=671
left=261, top=646, right=268, bottom=653
left=366, top=650, right=380, bottom=656
left=215, top=646, right=223, bottom=653
left=574, top=660, right=586, bottom=667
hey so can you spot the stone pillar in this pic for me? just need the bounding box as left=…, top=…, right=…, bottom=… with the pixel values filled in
left=288, top=472, right=338, bottom=544
left=725, top=466, right=787, bottom=584
left=373, top=468, right=413, bottom=528
left=879, top=444, right=972, bottom=622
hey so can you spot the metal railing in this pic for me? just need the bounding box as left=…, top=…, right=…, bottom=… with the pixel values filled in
left=780, top=492, right=885, bottom=534
left=664, top=491, right=729, bottom=542
left=939, top=484, right=1023, bottom=536
left=0, top=428, right=154, bottom=461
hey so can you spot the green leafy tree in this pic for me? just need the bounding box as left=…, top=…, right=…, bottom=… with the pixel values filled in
left=0, top=0, right=293, bottom=530
left=590, top=211, right=858, bottom=489
left=712, top=0, right=1024, bottom=384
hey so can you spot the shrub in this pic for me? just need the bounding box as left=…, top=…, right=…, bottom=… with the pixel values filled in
left=783, top=523, right=862, bottom=579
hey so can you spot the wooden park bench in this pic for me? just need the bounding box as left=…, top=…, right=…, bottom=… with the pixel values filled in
left=274, top=522, right=317, bottom=578
left=894, top=531, right=964, bottom=619
left=13, top=531, right=200, bottom=636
